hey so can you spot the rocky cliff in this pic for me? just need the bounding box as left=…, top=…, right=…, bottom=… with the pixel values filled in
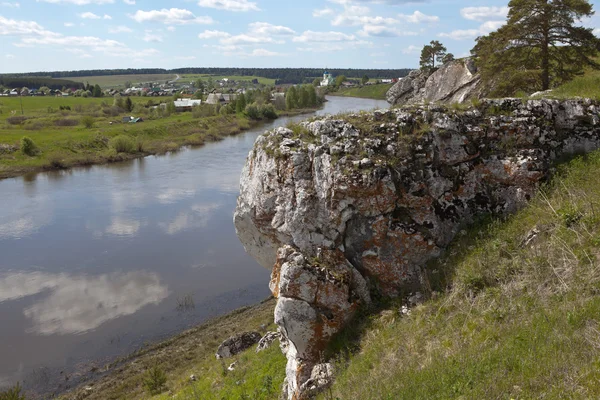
left=234, top=98, right=600, bottom=399
left=387, top=58, right=481, bottom=105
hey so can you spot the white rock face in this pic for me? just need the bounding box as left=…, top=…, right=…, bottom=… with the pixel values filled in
left=234, top=98, right=600, bottom=399
left=387, top=58, right=481, bottom=106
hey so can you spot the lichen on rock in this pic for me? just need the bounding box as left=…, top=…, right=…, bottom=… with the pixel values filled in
left=234, top=97, right=600, bottom=399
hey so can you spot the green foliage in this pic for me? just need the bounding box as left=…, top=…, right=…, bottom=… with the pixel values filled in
left=472, top=0, right=600, bottom=95
left=0, top=382, right=26, bottom=400
left=236, top=93, right=247, bottom=113
left=259, top=104, right=278, bottom=119
left=335, top=75, right=346, bottom=88
left=442, top=53, right=455, bottom=64
left=361, top=75, right=369, bottom=85
left=80, top=115, right=95, bottom=129
left=20, top=136, right=38, bottom=156
left=245, top=103, right=261, bottom=119
left=125, top=97, right=134, bottom=112
left=285, top=86, right=298, bottom=110
left=109, top=135, right=136, bottom=153
left=420, top=40, right=447, bottom=70
left=92, top=84, right=102, bottom=98
left=143, top=365, right=167, bottom=396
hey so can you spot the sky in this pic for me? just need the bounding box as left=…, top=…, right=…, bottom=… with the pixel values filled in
left=1, top=0, right=600, bottom=73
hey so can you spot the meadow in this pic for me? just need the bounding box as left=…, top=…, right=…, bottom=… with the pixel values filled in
left=64, top=74, right=178, bottom=88
left=0, top=95, right=256, bottom=179
left=331, top=83, right=394, bottom=100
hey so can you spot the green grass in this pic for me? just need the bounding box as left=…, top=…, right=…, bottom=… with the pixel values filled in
left=0, top=96, right=256, bottom=179
left=320, top=150, right=600, bottom=399
left=331, top=84, right=394, bottom=100
left=64, top=74, right=177, bottom=88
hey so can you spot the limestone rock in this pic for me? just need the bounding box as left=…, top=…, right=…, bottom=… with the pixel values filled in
left=234, top=98, right=600, bottom=399
left=299, top=363, right=335, bottom=396
left=387, top=58, right=481, bottom=106
left=215, top=331, right=261, bottom=359
left=256, top=331, right=281, bottom=353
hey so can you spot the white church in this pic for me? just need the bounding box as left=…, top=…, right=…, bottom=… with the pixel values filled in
left=320, top=71, right=335, bottom=87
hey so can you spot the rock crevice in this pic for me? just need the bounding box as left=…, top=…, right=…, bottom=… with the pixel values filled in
left=234, top=98, right=600, bottom=399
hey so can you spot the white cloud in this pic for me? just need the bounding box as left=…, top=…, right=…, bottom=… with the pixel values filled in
left=460, top=6, right=509, bottom=21
left=123, top=0, right=134, bottom=3
left=332, top=15, right=398, bottom=27
left=109, top=25, right=133, bottom=33
left=293, top=30, right=357, bottom=42
left=359, top=25, right=417, bottom=37
left=39, top=0, right=114, bottom=4
left=439, top=20, right=505, bottom=40
left=64, top=22, right=75, bottom=27
left=130, top=8, right=214, bottom=25
left=313, top=8, right=334, bottom=17
left=297, top=40, right=373, bottom=52
left=5, top=53, right=15, bottom=58
left=197, top=0, right=259, bottom=12
left=221, top=33, right=284, bottom=45
left=176, top=55, right=196, bottom=60
left=397, top=10, right=439, bottom=23
left=167, top=26, right=175, bottom=31
left=1, top=2, right=19, bottom=7
left=66, top=48, right=92, bottom=58
left=79, top=11, right=101, bottom=19
left=248, top=22, right=295, bottom=35
left=594, top=28, right=600, bottom=36
left=0, top=15, right=57, bottom=36
left=402, top=44, right=420, bottom=54
left=103, top=14, right=112, bottom=19
left=198, top=29, right=230, bottom=39
left=143, top=30, right=163, bottom=42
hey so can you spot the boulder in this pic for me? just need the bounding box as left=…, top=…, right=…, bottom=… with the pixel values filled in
left=215, top=331, right=262, bottom=359
left=256, top=331, right=281, bottom=353
left=387, top=58, right=481, bottom=106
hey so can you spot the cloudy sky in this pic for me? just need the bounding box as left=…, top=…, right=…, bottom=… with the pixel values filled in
left=1, top=0, right=599, bottom=73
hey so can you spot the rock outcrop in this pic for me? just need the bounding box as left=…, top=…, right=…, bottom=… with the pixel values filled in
left=215, top=331, right=262, bottom=359
left=234, top=98, right=600, bottom=399
left=387, top=58, right=481, bottom=106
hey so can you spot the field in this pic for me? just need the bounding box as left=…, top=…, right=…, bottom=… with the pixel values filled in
left=64, top=74, right=178, bottom=88
left=179, top=74, right=276, bottom=86
left=0, top=95, right=258, bottom=179
left=331, top=83, right=394, bottom=100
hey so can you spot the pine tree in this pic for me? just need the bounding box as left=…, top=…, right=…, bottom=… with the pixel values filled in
left=420, top=41, right=447, bottom=70
left=125, top=96, right=133, bottom=112
left=472, top=0, right=600, bottom=93
left=236, top=93, right=246, bottom=113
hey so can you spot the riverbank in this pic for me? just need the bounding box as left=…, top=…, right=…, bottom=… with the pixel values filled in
left=0, top=95, right=321, bottom=180
left=55, top=298, right=281, bottom=400
left=328, top=83, right=393, bottom=100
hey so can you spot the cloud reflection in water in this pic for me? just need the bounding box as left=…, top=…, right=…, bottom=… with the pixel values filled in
left=0, top=271, right=169, bottom=335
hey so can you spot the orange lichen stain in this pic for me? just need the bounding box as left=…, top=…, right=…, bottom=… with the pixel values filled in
left=270, top=258, right=283, bottom=298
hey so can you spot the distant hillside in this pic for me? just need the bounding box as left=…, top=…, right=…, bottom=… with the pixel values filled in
left=1, top=68, right=411, bottom=85
left=0, top=76, right=84, bottom=90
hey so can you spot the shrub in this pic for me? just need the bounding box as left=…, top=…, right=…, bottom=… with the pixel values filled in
left=81, top=116, right=95, bottom=129
left=20, top=136, right=38, bottom=156
left=260, top=103, right=278, bottom=119
left=54, top=118, right=79, bottom=127
left=245, top=103, right=261, bottom=120
left=6, top=116, right=27, bottom=125
left=0, top=382, right=26, bottom=400
left=109, top=135, right=136, bottom=153
left=143, top=365, right=167, bottom=395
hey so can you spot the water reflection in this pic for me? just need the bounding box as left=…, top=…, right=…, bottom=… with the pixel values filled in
left=159, top=203, right=221, bottom=235
left=0, top=271, right=169, bottom=335
left=104, top=217, right=143, bottom=237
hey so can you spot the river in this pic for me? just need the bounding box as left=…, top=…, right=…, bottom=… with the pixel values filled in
left=0, top=96, right=389, bottom=394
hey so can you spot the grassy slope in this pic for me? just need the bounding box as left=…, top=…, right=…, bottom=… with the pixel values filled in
left=331, top=84, right=393, bottom=100
left=321, top=151, right=600, bottom=400
left=61, top=298, right=283, bottom=400
left=0, top=96, right=258, bottom=179
left=179, top=75, right=276, bottom=86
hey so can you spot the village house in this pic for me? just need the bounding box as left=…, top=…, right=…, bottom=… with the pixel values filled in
left=173, top=98, right=202, bottom=112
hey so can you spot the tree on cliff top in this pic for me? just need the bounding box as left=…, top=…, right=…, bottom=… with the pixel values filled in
left=472, top=0, right=600, bottom=95
left=420, top=40, right=447, bottom=71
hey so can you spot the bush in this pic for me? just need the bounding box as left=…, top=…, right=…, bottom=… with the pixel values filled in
left=0, top=382, right=26, bottom=400
left=260, top=103, right=278, bottom=119
left=245, top=103, right=261, bottom=120
left=20, top=136, right=38, bottom=156
left=54, top=118, right=79, bottom=127
left=109, top=135, right=136, bottom=153
left=6, top=116, right=27, bottom=125
left=143, top=365, right=167, bottom=395
left=81, top=116, right=95, bottom=129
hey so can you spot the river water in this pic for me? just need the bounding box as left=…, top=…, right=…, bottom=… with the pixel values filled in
left=0, top=96, right=388, bottom=394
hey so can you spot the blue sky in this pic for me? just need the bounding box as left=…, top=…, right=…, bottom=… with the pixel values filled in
left=1, top=0, right=600, bottom=73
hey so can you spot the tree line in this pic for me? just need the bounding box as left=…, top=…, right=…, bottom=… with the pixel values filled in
left=2, top=68, right=411, bottom=85
left=0, top=77, right=84, bottom=91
